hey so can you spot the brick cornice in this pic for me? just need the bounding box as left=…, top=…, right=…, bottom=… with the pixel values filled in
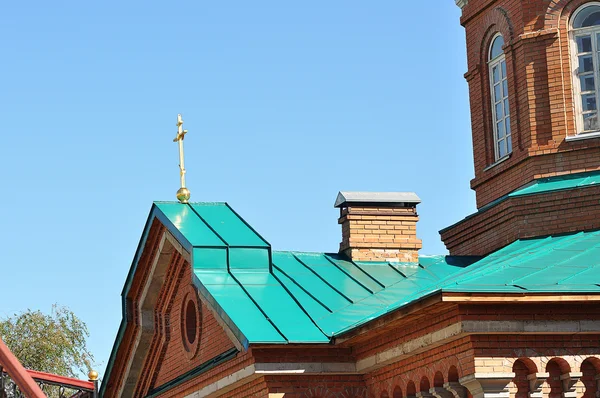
left=441, top=183, right=600, bottom=256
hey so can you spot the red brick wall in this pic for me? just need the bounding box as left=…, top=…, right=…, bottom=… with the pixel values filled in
left=364, top=337, right=473, bottom=398
left=338, top=206, right=422, bottom=263
left=156, top=352, right=255, bottom=398
left=458, top=0, right=600, bottom=209
left=441, top=184, right=600, bottom=256
left=151, top=264, right=236, bottom=388
left=265, top=375, right=367, bottom=398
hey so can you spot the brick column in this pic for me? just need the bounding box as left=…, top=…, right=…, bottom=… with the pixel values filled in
left=338, top=206, right=422, bottom=262
left=430, top=386, right=456, bottom=398
left=560, top=372, right=582, bottom=398
left=335, top=192, right=422, bottom=263
left=527, top=372, right=549, bottom=398
left=459, top=373, right=515, bottom=398
left=443, top=382, right=468, bottom=398
left=417, top=391, right=436, bottom=398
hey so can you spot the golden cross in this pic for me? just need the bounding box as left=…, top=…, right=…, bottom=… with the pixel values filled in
left=173, top=114, right=190, bottom=203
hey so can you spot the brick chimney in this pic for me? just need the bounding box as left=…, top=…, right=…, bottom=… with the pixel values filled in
left=335, top=192, right=422, bottom=263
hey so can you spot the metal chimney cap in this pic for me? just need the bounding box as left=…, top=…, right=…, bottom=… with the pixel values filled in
left=334, top=191, right=421, bottom=208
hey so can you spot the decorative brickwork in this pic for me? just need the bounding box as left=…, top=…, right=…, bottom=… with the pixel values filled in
left=441, top=184, right=600, bottom=256
left=101, top=1, right=600, bottom=396
left=458, top=0, right=600, bottom=209
left=338, top=206, right=422, bottom=262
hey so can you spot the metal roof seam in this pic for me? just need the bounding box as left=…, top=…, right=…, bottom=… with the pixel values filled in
left=270, top=271, right=332, bottom=340
left=190, top=273, right=249, bottom=349
left=344, top=258, right=386, bottom=289
left=558, top=263, right=599, bottom=284
left=227, top=271, right=289, bottom=342
left=387, top=262, right=408, bottom=278
left=272, top=263, right=333, bottom=313
left=441, top=237, right=553, bottom=286
left=186, top=204, right=230, bottom=246
left=322, top=256, right=375, bottom=294
left=508, top=233, right=594, bottom=285
left=223, top=203, right=271, bottom=247
left=418, top=263, right=442, bottom=281
left=291, top=253, right=354, bottom=304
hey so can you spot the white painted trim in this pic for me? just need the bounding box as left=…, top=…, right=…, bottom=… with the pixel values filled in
left=455, top=0, right=468, bottom=9
left=483, top=153, right=511, bottom=172
left=184, top=365, right=258, bottom=398
left=569, top=2, right=600, bottom=136
left=488, top=33, right=512, bottom=162
left=254, top=362, right=357, bottom=375
left=565, top=130, right=600, bottom=141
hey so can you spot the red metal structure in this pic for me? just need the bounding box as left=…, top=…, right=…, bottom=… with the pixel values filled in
left=0, top=337, right=97, bottom=397
left=0, top=337, right=45, bottom=397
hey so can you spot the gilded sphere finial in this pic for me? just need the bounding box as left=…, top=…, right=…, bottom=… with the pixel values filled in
left=177, top=187, right=191, bottom=203
left=88, top=370, right=99, bottom=381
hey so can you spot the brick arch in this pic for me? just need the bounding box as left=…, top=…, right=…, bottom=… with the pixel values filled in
left=419, top=376, right=431, bottom=393
left=474, top=7, right=515, bottom=64
left=393, top=385, right=403, bottom=398
left=514, top=357, right=538, bottom=374
left=448, top=365, right=460, bottom=383
left=433, top=371, right=445, bottom=388
left=474, top=7, right=519, bottom=165
left=581, top=357, right=600, bottom=398
left=512, top=358, right=538, bottom=398
left=429, top=356, right=463, bottom=383
left=381, top=391, right=390, bottom=398
left=370, top=381, right=392, bottom=398
left=546, top=357, right=572, bottom=398
left=300, top=385, right=337, bottom=398
left=343, top=386, right=368, bottom=398
left=547, top=357, right=572, bottom=373
left=406, top=380, right=417, bottom=397
left=545, top=0, right=600, bottom=30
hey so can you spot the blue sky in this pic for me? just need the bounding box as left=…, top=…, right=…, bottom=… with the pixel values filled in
left=0, top=1, right=473, bottom=376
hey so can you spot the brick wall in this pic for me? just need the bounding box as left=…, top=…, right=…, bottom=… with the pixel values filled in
left=338, top=206, right=422, bottom=262
left=458, top=0, right=600, bottom=209
left=151, top=282, right=237, bottom=388
left=441, top=184, right=600, bottom=256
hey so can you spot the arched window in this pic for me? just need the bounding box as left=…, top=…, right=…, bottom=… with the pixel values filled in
left=571, top=3, right=600, bottom=134
left=488, top=33, right=512, bottom=160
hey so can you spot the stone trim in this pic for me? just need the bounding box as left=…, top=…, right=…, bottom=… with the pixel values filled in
left=459, top=373, right=515, bottom=398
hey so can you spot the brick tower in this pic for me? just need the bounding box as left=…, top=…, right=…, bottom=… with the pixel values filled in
left=441, top=0, right=600, bottom=255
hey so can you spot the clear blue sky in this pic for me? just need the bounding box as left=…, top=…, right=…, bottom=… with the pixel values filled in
left=0, top=1, right=474, bottom=376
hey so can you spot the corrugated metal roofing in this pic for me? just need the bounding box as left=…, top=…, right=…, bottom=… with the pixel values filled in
left=154, top=202, right=600, bottom=345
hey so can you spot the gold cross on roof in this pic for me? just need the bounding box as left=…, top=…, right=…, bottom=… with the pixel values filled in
left=173, top=114, right=190, bottom=203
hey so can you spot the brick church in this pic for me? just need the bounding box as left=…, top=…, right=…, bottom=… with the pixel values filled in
left=101, top=0, right=600, bottom=396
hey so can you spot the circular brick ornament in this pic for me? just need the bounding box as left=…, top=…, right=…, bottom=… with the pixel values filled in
left=180, top=285, right=201, bottom=358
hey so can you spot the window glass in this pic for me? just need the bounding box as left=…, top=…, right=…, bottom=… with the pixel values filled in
left=571, top=4, right=600, bottom=134
left=573, top=5, right=600, bottom=28
left=489, top=35, right=505, bottom=61
left=488, top=34, right=512, bottom=161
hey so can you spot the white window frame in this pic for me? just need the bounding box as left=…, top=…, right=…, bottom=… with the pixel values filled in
left=488, top=33, right=512, bottom=161
left=570, top=2, right=600, bottom=136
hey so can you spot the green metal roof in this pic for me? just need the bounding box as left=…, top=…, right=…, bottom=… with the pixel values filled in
left=440, top=170, right=600, bottom=234
left=510, top=170, right=600, bottom=197
left=152, top=202, right=600, bottom=345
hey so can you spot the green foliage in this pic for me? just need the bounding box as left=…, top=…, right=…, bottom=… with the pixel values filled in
left=0, top=304, right=94, bottom=378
